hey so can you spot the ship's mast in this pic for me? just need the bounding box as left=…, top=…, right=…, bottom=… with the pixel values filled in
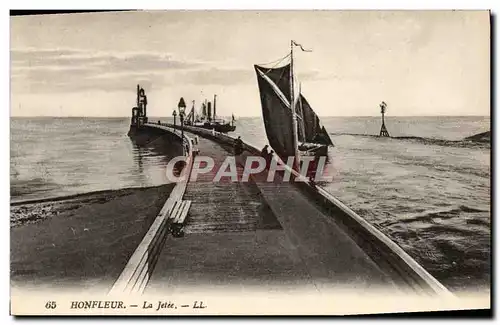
left=136, top=84, right=140, bottom=114
left=289, top=40, right=300, bottom=172
left=192, top=100, right=195, bottom=124
left=213, top=94, right=217, bottom=120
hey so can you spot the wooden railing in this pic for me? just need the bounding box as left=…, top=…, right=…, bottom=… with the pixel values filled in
left=109, top=124, right=194, bottom=296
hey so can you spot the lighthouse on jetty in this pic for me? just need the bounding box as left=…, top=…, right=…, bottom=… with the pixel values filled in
left=128, top=84, right=148, bottom=135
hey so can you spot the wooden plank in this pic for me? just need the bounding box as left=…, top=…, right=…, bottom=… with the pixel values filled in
left=167, top=201, right=179, bottom=220
left=168, top=201, right=182, bottom=221
left=174, top=200, right=191, bottom=224
left=167, top=200, right=192, bottom=224
left=172, top=201, right=186, bottom=223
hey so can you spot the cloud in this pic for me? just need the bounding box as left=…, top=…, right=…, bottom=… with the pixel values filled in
left=10, top=48, right=329, bottom=95
left=10, top=48, right=204, bottom=93
left=172, top=67, right=253, bottom=86
left=171, top=66, right=324, bottom=86
left=11, top=48, right=200, bottom=70
left=10, top=49, right=82, bottom=63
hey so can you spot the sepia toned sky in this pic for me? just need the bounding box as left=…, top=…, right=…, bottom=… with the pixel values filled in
left=10, top=10, right=490, bottom=117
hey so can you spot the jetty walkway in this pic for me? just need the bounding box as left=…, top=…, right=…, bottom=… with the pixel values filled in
left=114, top=122, right=452, bottom=297
left=146, top=127, right=397, bottom=294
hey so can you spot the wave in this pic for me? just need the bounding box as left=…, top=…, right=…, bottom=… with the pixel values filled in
left=393, top=158, right=490, bottom=178
left=330, top=133, right=490, bottom=149
left=379, top=205, right=488, bottom=228
left=406, top=205, right=486, bottom=222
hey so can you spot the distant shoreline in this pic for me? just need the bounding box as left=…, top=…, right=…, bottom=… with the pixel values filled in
left=329, top=131, right=491, bottom=148
left=464, top=131, right=491, bottom=143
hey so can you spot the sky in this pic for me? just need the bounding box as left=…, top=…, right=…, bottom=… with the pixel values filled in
left=10, top=10, right=490, bottom=117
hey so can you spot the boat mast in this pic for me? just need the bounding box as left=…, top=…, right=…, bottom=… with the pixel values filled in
left=136, top=84, right=140, bottom=114
left=289, top=40, right=300, bottom=172
left=213, top=94, right=217, bottom=120
left=192, top=100, right=195, bottom=124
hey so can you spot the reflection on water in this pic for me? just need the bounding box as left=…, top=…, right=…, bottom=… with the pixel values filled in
left=128, top=130, right=184, bottom=183
left=130, top=138, right=162, bottom=184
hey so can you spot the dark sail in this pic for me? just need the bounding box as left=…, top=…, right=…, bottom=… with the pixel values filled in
left=254, top=61, right=333, bottom=158
left=257, top=64, right=291, bottom=101
left=299, top=95, right=333, bottom=146
left=254, top=65, right=296, bottom=159
left=321, top=126, right=334, bottom=146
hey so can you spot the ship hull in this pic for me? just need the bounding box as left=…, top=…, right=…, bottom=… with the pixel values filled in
left=188, top=123, right=236, bottom=133
left=213, top=124, right=236, bottom=133
left=299, top=143, right=329, bottom=157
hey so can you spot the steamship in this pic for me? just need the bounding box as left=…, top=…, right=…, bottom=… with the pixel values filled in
left=184, top=95, right=236, bottom=133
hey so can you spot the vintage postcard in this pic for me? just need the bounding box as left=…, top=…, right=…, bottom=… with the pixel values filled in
left=10, top=10, right=490, bottom=315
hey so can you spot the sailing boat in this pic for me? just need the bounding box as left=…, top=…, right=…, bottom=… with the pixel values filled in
left=254, top=41, right=333, bottom=164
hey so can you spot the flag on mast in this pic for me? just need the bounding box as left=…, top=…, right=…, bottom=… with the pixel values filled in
left=292, top=40, right=312, bottom=52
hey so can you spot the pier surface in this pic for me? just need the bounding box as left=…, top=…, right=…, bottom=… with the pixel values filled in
left=145, top=127, right=400, bottom=293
